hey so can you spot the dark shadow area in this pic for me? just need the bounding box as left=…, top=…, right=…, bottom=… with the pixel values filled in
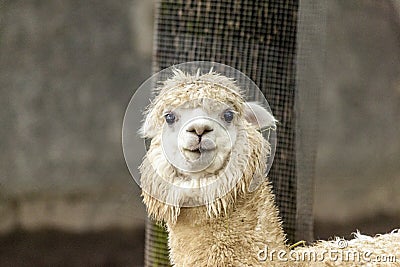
left=314, top=213, right=400, bottom=240
left=1, top=215, right=398, bottom=266
left=0, top=228, right=145, bottom=267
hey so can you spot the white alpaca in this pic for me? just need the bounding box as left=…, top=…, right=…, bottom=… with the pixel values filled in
left=139, top=69, right=400, bottom=266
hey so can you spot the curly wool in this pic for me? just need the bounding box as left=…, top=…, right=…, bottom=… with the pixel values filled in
left=293, top=230, right=400, bottom=266
left=140, top=69, right=246, bottom=138
left=140, top=123, right=266, bottom=224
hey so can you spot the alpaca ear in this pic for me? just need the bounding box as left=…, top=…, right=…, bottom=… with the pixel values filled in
left=244, top=102, right=277, bottom=130
left=137, top=115, right=155, bottom=152
left=139, top=114, right=157, bottom=139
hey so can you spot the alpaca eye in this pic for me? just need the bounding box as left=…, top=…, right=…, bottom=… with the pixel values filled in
left=223, top=110, right=234, bottom=123
left=165, top=112, right=176, bottom=125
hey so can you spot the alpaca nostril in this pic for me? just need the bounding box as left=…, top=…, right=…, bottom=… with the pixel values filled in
left=186, top=125, right=213, bottom=136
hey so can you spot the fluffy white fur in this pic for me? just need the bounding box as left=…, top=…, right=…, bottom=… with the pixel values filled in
left=139, top=70, right=400, bottom=266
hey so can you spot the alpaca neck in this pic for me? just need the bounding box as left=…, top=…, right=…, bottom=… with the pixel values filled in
left=166, top=181, right=287, bottom=266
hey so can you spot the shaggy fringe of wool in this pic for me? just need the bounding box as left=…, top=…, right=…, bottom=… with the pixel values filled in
left=292, top=229, right=400, bottom=266
left=140, top=70, right=400, bottom=267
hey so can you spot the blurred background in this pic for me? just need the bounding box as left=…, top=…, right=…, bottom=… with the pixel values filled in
left=0, top=0, right=399, bottom=266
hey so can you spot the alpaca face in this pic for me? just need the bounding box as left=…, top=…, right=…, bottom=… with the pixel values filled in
left=139, top=71, right=276, bottom=216
left=161, top=99, right=238, bottom=176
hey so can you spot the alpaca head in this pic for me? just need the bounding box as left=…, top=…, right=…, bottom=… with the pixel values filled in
left=139, top=69, right=276, bottom=224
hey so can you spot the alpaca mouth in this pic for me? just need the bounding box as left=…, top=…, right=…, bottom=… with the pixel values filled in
left=188, top=148, right=201, bottom=154
left=182, top=147, right=215, bottom=161
left=182, top=148, right=202, bottom=161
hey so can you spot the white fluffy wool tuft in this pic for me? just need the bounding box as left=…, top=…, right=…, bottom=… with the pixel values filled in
left=293, top=229, right=400, bottom=266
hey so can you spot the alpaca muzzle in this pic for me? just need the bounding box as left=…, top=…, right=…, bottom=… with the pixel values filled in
left=178, top=118, right=219, bottom=164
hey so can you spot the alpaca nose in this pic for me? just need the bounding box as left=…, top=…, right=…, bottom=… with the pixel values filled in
left=186, top=122, right=213, bottom=137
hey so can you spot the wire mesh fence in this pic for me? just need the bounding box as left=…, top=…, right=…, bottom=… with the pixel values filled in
left=145, top=0, right=324, bottom=265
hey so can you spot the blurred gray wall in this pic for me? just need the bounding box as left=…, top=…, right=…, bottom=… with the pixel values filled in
left=0, top=0, right=153, bottom=232
left=314, top=0, right=400, bottom=226
left=0, top=0, right=399, bottom=235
